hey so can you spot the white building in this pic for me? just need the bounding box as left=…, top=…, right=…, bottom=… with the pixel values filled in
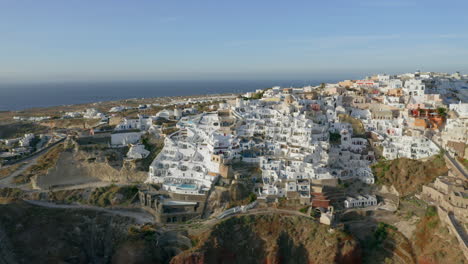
left=83, top=108, right=105, bottom=119
left=403, top=79, right=425, bottom=100
left=344, top=195, right=377, bottom=208
left=449, top=102, right=468, bottom=118
left=388, top=79, right=403, bottom=89
left=126, top=144, right=150, bottom=160
left=114, top=115, right=153, bottom=131
left=19, top=134, right=35, bottom=147
left=382, top=136, right=439, bottom=160
left=111, top=131, right=142, bottom=146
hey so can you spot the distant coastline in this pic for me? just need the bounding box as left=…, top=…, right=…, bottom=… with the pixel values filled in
left=0, top=79, right=339, bottom=111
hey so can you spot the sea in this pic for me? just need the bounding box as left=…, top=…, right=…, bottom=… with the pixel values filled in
left=0, top=79, right=339, bottom=111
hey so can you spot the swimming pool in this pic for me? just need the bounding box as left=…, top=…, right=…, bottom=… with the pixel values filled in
left=178, top=184, right=197, bottom=189
left=165, top=183, right=197, bottom=190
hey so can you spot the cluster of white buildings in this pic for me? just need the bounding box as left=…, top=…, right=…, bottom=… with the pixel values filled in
left=60, top=108, right=107, bottom=120
left=381, top=136, right=440, bottom=160
left=1, top=133, right=66, bottom=161
left=0, top=133, right=35, bottom=148
left=232, top=94, right=375, bottom=200
left=13, top=116, right=51, bottom=122
left=140, top=70, right=468, bottom=211
left=83, top=108, right=106, bottom=120
left=338, top=71, right=468, bottom=161
left=144, top=88, right=377, bottom=200
left=146, top=112, right=241, bottom=195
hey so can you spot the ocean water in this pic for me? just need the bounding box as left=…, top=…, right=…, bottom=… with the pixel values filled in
left=0, top=79, right=334, bottom=111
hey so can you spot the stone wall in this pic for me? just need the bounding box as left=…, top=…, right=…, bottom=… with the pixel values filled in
left=437, top=206, right=468, bottom=260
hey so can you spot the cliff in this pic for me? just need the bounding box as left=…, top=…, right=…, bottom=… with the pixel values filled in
left=0, top=202, right=190, bottom=264
left=171, top=214, right=362, bottom=264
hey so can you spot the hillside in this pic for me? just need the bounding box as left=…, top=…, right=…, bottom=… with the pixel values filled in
left=372, top=155, right=448, bottom=196
left=0, top=202, right=189, bottom=264
left=413, top=206, right=466, bottom=264
left=171, top=214, right=361, bottom=264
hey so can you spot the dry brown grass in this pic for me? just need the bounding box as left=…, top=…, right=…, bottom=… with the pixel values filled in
left=413, top=207, right=466, bottom=264
left=0, top=122, right=49, bottom=138
left=0, top=163, right=24, bottom=179
left=13, top=143, right=64, bottom=184
left=458, top=157, right=468, bottom=170
left=372, top=154, right=448, bottom=196
left=338, top=113, right=367, bottom=137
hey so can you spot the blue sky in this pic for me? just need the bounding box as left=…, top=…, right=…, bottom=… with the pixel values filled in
left=1, top=0, right=468, bottom=82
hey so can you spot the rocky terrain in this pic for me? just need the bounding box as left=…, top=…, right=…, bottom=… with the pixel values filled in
left=0, top=202, right=190, bottom=264
left=172, top=214, right=361, bottom=264
left=34, top=143, right=151, bottom=189
left=372, top=155, right=448, bottom=196
left=413, top=206, right=466, bottom=264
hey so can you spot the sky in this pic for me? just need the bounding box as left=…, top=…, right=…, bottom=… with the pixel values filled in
left=1, top=0, right=468, bottom=83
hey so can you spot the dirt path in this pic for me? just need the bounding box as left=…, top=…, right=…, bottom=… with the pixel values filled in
left=0, top=157, right=39, bottom=189
left=166, top=207, right=314, bottom=236
left=24, top=200, right=154, bottom=224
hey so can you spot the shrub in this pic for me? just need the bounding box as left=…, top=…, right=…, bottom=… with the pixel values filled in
left=299, top=206, right=309, bottom=214
left=248, top=193, right=257, bottom=203
left=425, top=206, right=437, bottom=217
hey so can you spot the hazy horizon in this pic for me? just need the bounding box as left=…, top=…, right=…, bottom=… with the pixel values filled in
left=1, top=0, right=468, bottom=82
left=0, top=79, right=342, bottom=111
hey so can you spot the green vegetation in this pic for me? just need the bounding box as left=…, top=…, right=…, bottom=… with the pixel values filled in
left=248, top=193, right=257, bottom=203
left=139, top=135, right=164, bottom=171
left=329, top=132, right=341, bottom=144
left=436, top=107, right=447, bottom=117
left=362, top=222, right=397, bottom=251
left=374, top=223, right=389, bottom=243
left=299, top=206, right=309, bottom=214
left=425, top=206, right=437, bottom=217
left=458, top=157, right=468, bottom=170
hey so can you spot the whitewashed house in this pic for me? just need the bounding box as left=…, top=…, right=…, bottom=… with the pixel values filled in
left=344, top=195, right=377, bottom=208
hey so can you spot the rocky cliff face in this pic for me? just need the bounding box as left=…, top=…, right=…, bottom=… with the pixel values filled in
left=171, top=214, right=362, bottom=264
left=0, top=202, right=190, bottom=264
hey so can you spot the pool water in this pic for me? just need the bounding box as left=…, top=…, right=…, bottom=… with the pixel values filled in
left=179, top=184, right=197, bottom=189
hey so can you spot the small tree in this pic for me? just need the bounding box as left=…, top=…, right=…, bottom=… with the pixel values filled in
left=436, top=107, right=447, bottom=117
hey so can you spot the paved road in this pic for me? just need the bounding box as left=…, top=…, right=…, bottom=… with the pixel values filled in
left=167, top=207, right=313, bottom=230
left=24, top=200, right=154, bottom=224
left=443, top=152, right=468, bottom=179
left=0, top=156, right=40, bottom=189
left=0, top=138, right=71, bottom=190
left=2, top=137, right=66, bottom=168
left=431, top=139, right=467, bottom=179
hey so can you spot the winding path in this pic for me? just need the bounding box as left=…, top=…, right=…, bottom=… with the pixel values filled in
left=24, top=200, right=154, bottom=224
